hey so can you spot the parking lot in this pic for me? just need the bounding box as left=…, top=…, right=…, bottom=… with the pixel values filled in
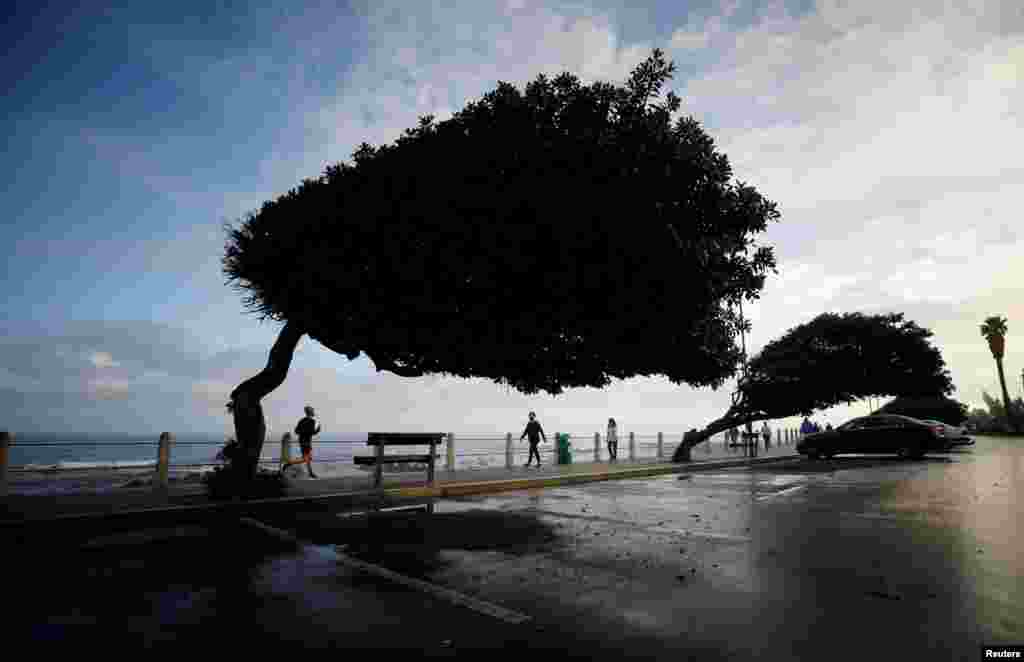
left=11, top=437, right=1023, bottom=656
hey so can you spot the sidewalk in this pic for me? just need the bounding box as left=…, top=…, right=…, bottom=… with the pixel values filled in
left=1, top=442, right=798, bottom=526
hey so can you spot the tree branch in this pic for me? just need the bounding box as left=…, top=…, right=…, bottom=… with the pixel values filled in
left=364, top=349, right=427, bottom=378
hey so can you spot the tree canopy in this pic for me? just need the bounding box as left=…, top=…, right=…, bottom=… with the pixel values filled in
left=222, top=49, right=779, bottom=397
left=876, top=395, right=968, bottom=425
left=673, top=311, right=955, bottom=458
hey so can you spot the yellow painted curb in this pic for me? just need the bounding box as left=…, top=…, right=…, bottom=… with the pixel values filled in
left=382, top=456, right=794, bottom=500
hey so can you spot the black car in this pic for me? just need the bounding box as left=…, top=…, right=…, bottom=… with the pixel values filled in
left=797, top=414, right=953, bottom=460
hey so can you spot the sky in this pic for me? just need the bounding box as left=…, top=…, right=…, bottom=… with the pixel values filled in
left=2, top=0, right=1023, bottom=440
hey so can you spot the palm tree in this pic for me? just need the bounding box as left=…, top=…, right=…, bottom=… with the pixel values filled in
left=980, top=316, right=1018, bottom=433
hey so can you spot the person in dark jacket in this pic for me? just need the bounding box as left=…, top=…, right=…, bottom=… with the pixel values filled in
left=520, top=411, right=547, bottom=468
left=283, top=405, right=320, bottom=478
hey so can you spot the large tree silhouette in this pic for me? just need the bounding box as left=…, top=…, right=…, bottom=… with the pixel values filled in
left=219, top=50, right=780, bottom=487
left=876, top=395, right=968, bottom=425
left=673, top=312, right=954, bottom=459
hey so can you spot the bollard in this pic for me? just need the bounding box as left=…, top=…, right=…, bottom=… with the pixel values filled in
left=594, top=432, right=600, bottom=462
left=657, top=432, right=664, bottom=460
left=629, top=431, right=635, bottom=461
left=446, top=432, right=456, bottom=473
left=0, top=431, right=11, bottom=497
left=428, top=439, right=436, bottom=486
left=155, top=432, right=174, bottom=493
left=280, top=432, right=291, bottom=466
left=506, top=432, right=513, bottom=469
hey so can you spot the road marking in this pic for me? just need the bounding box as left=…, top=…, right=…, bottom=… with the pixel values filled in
left=334, top=550, right=533, bottom=625
left=525, top=508, right=754, bottom=542
left=654, top=528, right=752, bottom=542
left=756, top=485, right=807, bottom=501
left=239, top=516, right=533, bottom=626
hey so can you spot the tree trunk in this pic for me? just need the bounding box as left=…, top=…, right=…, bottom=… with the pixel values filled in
left=995, top=356, right=1019, bottom=433
left=671, top=404, right=772, bottom=461
left=229, top=321, right=306, bottom=483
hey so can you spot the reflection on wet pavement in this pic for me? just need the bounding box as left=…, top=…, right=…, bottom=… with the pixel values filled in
left=336, top=437, right=1022, bottom=656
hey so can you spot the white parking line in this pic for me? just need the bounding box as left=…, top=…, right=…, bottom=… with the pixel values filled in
left=756, top=485, right=807, bottom=501
left=238, top=516, right=533, bottom=625
left=655, top=529, right=753, bottom=542
left=334, top=550, right=533, bottom=625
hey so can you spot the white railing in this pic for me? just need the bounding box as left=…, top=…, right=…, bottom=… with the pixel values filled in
left=0, top=427, right=807, bottom=496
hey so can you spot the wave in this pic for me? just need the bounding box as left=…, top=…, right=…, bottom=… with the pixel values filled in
left=21, top=460, right=158, bottom=472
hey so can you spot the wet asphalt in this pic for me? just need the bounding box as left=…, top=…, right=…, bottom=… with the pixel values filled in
left=11, top=436, right=1022, bottom=657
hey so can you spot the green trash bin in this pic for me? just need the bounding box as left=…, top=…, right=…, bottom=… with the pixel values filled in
left=556, top=433, right=572, bottom=465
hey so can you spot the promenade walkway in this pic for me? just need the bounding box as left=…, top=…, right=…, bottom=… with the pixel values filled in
left=1, top=441, right=797, bottom=529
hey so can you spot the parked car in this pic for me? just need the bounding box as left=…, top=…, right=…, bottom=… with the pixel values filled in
left=919, top=420, right=974, bottom=447
left=797, top=414, right=953, bottom=460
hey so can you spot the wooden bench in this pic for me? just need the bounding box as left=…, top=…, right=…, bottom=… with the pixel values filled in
left=354, top=433, right=444, bottom=513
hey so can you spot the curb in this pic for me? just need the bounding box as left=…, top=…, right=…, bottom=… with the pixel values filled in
left=386, top=454, right=797, bottom=499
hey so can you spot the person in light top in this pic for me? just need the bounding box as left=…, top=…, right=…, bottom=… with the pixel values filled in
left=606, top=418, right=619, bottom=461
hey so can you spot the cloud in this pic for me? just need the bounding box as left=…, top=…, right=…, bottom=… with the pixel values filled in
left=88, top=351, right=120, bottom=369
left=670, top=28, right=711, bottom=50
left=86, top=379, right=133, bottom=401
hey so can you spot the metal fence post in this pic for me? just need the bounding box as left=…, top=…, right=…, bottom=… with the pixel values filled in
left=447, top=432, right=456, bottom=472
left=506, top=433, right=513, bottom=469
left=155, top=432, right=173, bottom=493
left=594, top=432, right=600, bottom=462
left=0, top=431, right=11, bottom=497
left=280, top=433, right=291, bottom=466
left=657, top=432, right=664, bottom=460
left=629, top=431, right=635, bottom=461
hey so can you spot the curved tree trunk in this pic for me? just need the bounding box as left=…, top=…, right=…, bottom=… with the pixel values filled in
left=229, top=321, right=306, bottom=483
left=671, top=402, right=773, bottom=462
left=995, top=356, right=1019, bottom=433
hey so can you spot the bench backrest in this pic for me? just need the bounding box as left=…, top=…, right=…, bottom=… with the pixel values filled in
left=367, top=433, right=445, bottom=446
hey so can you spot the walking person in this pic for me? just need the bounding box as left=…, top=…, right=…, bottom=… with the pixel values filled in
left=283, top=405, right=320, bottom=478
left=761, top=421, right=772, bottom=448
left=606, top=418, right=619, bottom=461
left=520, top=411, right=547, bottom=468
left=800, top=417, right=813, bottom=436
